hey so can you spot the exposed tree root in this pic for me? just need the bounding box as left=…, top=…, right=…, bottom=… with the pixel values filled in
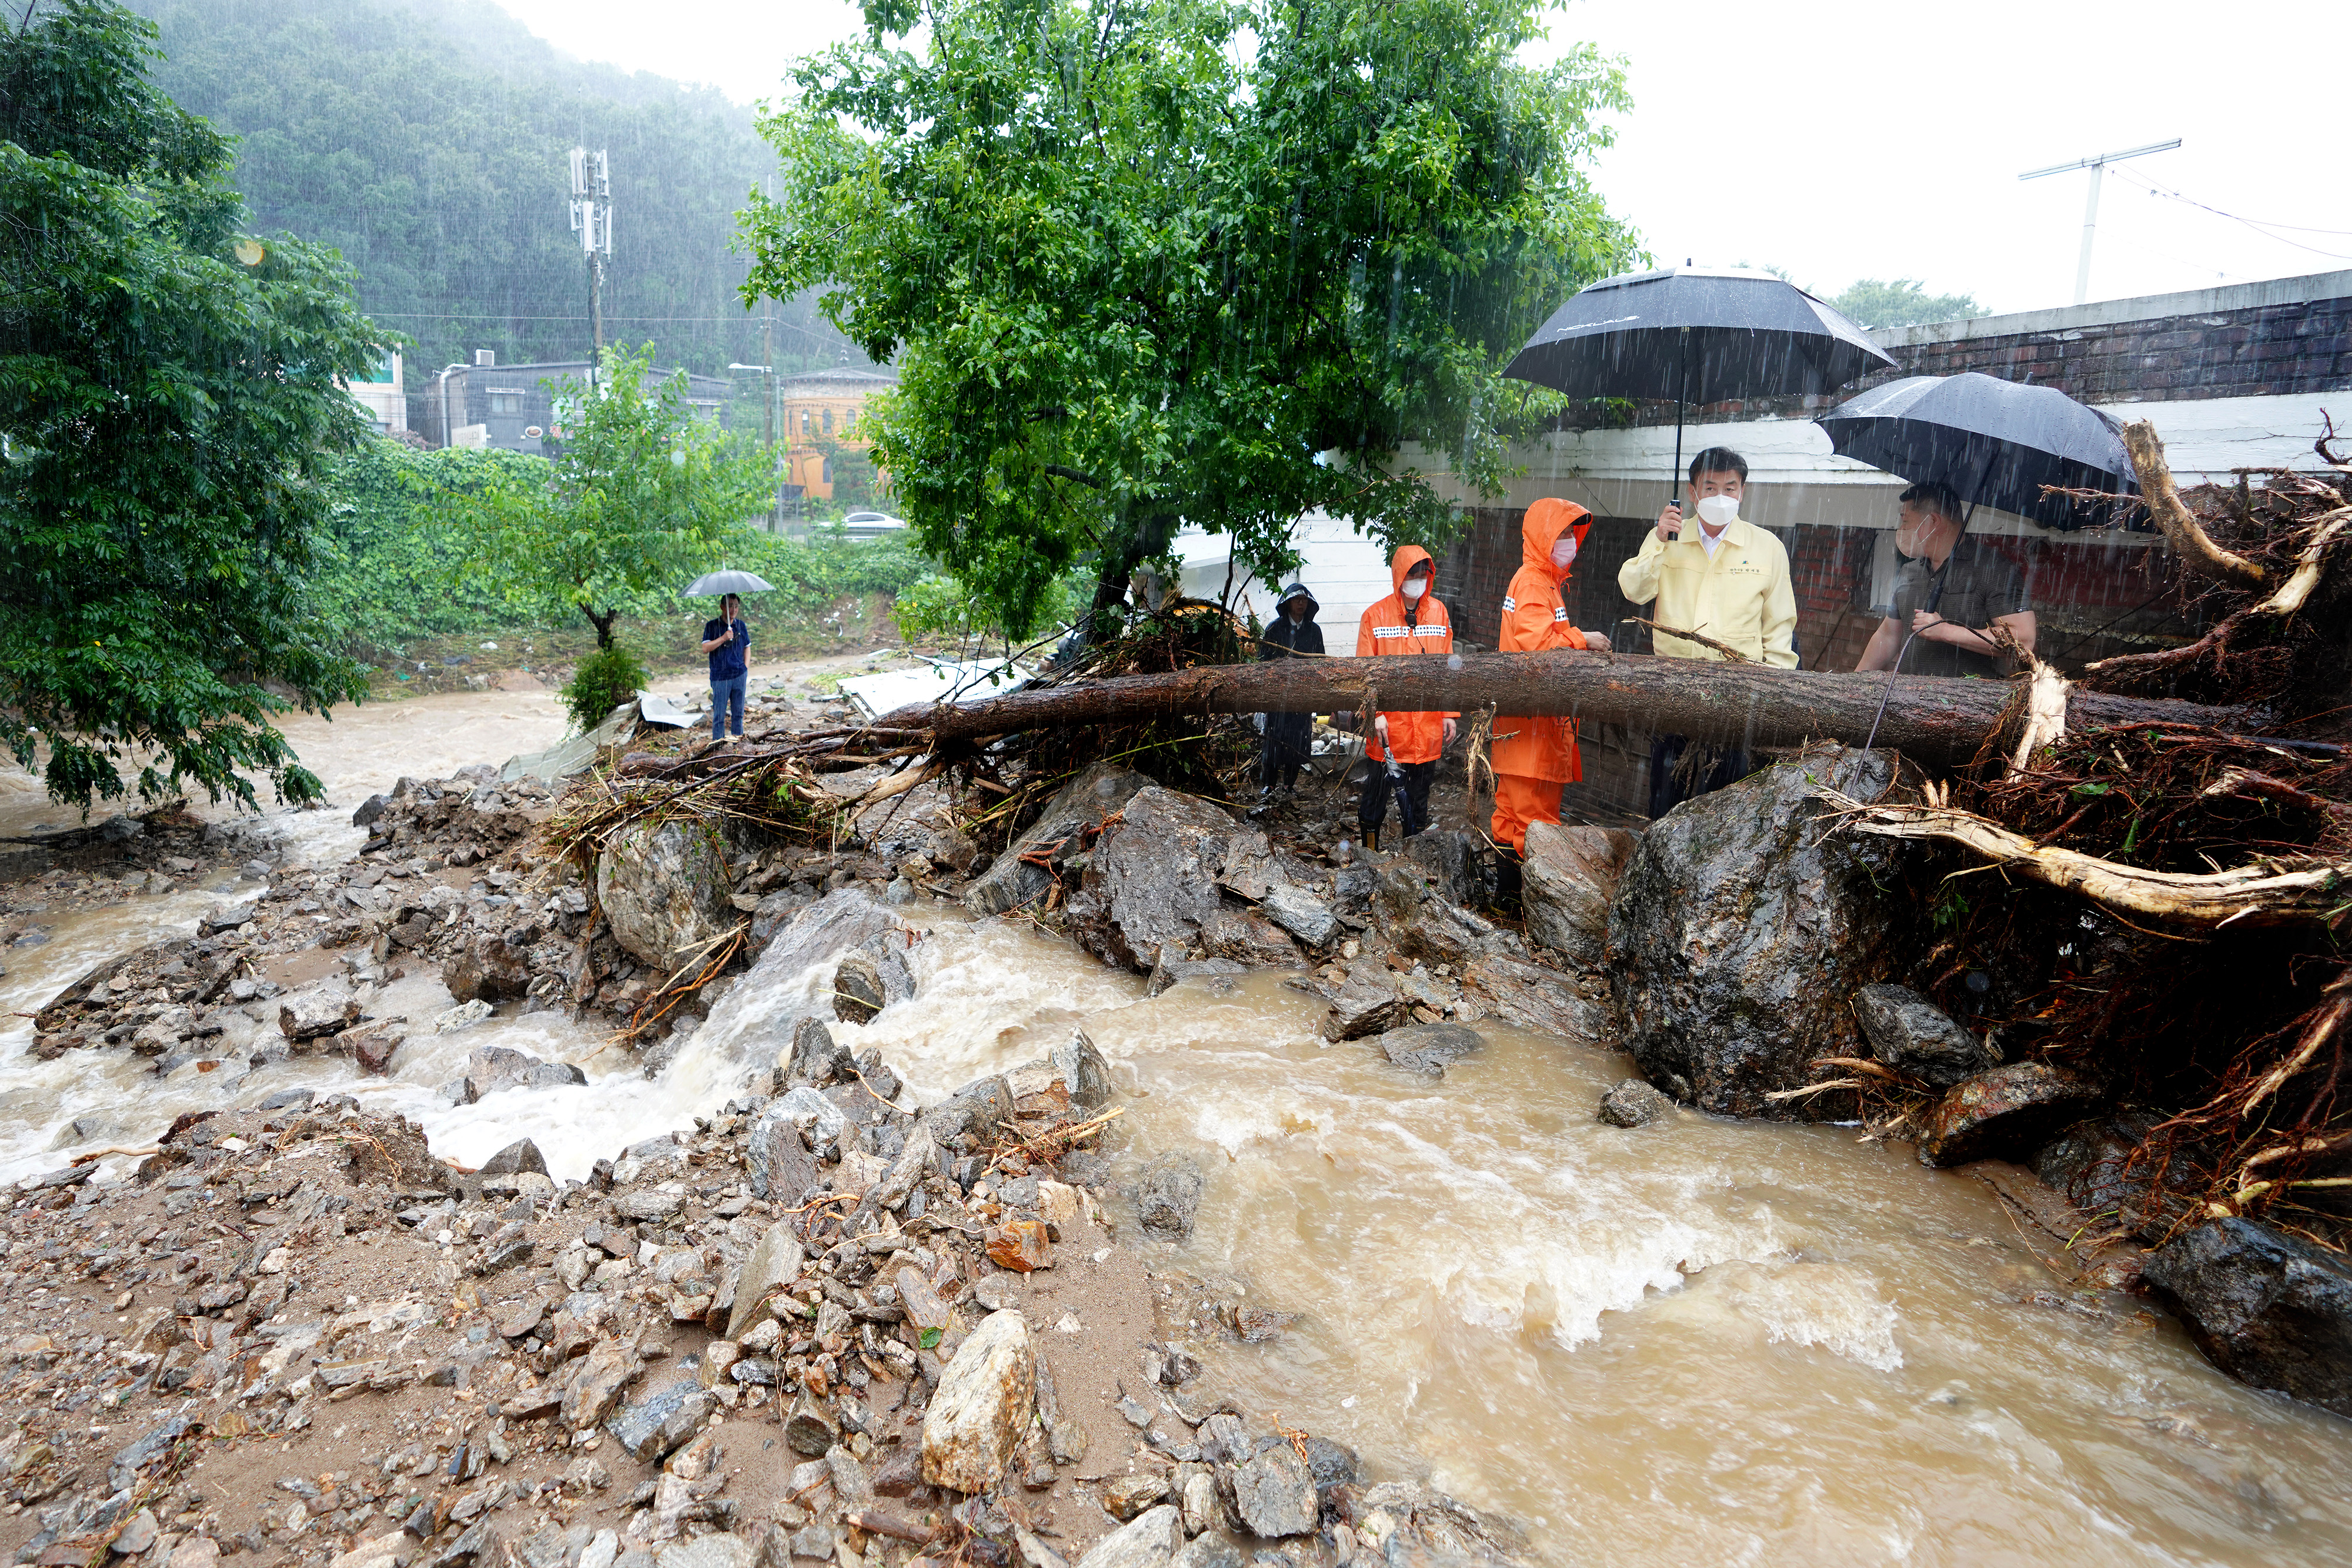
left=1818, top=784, right=2352, bottom=929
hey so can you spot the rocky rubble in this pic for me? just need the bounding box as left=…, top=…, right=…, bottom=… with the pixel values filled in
left=0, top=1012, right=1528, bottom=1568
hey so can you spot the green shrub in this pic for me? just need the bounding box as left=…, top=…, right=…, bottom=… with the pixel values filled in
left=562, top=643, right=649, bottom=732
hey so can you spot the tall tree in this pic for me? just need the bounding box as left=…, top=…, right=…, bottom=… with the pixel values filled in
left=1829, top=278, right=1982, bottom=330
left=1, top=0, right=382, bottom=812
left=440, top=344, right=777, bottom=650
left=742, top=0, right=1635, bottom=636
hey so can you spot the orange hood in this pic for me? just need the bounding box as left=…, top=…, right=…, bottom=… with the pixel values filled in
left=1522, top=499, right=1592, bottom=582
left=1389, top=544, right=1435, bottom=597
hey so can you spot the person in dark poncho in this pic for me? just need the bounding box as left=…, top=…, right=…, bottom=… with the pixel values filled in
left=1257, top=582, right=1322, bottom=798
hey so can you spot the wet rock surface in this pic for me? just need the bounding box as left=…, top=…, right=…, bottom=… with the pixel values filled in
left=1372, top=1022, right=1484, bottom=1078
left=1518, top=822, right=1633, bottom=968
left=596, top=820, right=736, bottom=969
left=1134, top=1153, right=1205, bottom=1242
left=2144, top=1217, right=2352, bottom=1416
left=1067, top=787, right=1257, bottom=972
left=1611, top=748, right=1914, bottom=1118
left=1597, top=1079, right=1673, bottom=1128
left=964, top=763, right=1152, bottom=918
left=1916, top=1061, right=2104, bottom=1168
left=1853, top=983, right=1996, bottom=1089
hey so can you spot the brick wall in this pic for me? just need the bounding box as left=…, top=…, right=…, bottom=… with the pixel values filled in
left=1882, top=296, right=2352, bottom=405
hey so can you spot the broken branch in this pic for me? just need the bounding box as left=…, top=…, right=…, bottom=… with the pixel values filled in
left=2122, top=419, right=2267, bottom=589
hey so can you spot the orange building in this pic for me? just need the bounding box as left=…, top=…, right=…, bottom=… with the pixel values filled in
left=779, top=366, right=896, bottom=501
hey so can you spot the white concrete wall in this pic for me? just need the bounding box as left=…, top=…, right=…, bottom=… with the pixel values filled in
left=1175, top=511, right=1401, bottom=657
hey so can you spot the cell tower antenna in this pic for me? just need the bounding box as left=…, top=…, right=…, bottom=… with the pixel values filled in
left=569, top=147, right=613, bottom=382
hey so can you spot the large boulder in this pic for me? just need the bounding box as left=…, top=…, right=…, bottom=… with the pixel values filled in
left=596, top=819, right=733, bottom=968
left=699, top=893, right=912, bottom=1064
left=920, top=1310, right=1036, bottom=1493
left=1609, top=748, right=1914, bottom=1118
left=442, top=931, right=533, bottom=1004
left=965, top=762, right=1151, bottom=917
left=2144, top=1217, right=2352, bottom=1416
left=1852, top=983, right=1996, bottom=1088
left=278, top=980, right=360, bottom=1041
left=1519, top=823, right=1634, bottom=967
left=2034, top=1109, right=2177, bottom=1231
left=1067, top=787, right=1252, bottom=972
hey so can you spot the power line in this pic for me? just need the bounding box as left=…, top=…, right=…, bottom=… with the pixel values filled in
left=2110, top=168, right=2352, bottom=262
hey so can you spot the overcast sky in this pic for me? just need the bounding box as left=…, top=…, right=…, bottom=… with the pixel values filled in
left=490, top=0, right=2350, bottom=316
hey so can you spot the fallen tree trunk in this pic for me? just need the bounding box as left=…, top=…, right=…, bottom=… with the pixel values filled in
left=878, top=651, right=2253, bottom=762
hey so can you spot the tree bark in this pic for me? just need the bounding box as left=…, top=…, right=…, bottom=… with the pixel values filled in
left=582, top=604, right=617, bottom=651
left=877, top=651, right=2253, bottom=762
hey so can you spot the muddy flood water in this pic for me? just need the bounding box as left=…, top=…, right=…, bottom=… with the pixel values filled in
left=9, top=878, right=2352, bottom=1564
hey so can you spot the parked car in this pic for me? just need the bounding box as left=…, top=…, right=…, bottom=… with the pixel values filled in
left=840, top=510, right=909, bottom=540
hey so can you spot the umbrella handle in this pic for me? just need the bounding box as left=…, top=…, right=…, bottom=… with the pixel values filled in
left=1671, top=329, right=1689, bottom=509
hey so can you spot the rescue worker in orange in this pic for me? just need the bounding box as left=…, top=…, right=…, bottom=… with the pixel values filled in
left=1354, top=547, right=1455, bottom=851
left=1491, top=499, right=1615, bottom=852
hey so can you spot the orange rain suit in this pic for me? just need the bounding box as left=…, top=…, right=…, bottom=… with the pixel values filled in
left=1357, top=545, right=1456, bottom=765
left=1490, top=499, right=1593, bottom=851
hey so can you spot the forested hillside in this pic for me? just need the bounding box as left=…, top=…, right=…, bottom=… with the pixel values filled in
left=128, top=0, right=857, bottom=380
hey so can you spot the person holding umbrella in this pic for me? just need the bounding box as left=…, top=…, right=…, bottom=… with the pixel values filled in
left=1856, top=482, right=2036, bottom=677
left=1355, top=548, right=1455, bottom=850
left=1616, top=448, right=1796, bottom=817
left=700, top=591, right=753, bottom=743
left=1255, top=583, right=1324, bottom=800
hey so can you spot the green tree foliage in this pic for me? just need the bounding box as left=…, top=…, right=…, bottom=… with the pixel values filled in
left=742, top=0, right=1635, bottom=638
left=124, top=0, right=860, bottom=379
left=1829, top=278, right=1983, bottom=330
left=313, top=440, right=543, bottom=648
left=561, top=643, right=649, bottom=731
left=440, top=344, right=778, bottom=648
left=1, top=0, right=382, bottom=812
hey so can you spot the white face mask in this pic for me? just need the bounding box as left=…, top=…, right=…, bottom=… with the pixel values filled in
left=1549, top=536, right=1578, bottom=569
left=1695, top=494, right=1741, bottom=530
left=1402, top=577, right=1427, bottom=601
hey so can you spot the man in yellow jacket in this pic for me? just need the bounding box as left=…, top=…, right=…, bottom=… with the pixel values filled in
left=1616, top=446, right=1796, bottom=817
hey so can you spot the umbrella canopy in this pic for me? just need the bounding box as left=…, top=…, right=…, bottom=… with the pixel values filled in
left=1816, top=372, right=2136, bottom=532
left=1503, top=266, right=1894, bottom=406
left=686, top=570, right=775, bottom=597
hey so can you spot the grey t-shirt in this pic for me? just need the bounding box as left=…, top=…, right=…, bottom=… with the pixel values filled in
left=1890, top=538, right=2031, bottom=678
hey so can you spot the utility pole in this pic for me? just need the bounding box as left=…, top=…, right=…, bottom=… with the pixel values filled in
left=2020, top=138, right=2179, bottom=306
left=569, top=148, right=613, bottom=382
left=761, top=307, right=775, bottom=446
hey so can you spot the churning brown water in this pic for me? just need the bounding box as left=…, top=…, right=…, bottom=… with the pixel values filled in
left=9, top=871, right=2352, bottom=1563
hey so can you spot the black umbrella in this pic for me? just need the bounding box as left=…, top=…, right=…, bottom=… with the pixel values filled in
left=1504, top=266, right=1895, bottom=501
left=1815, top=371, right=2137, bottom=533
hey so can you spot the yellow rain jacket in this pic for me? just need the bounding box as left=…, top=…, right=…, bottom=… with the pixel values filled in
left=1615, top=513, right=1798, bottom=668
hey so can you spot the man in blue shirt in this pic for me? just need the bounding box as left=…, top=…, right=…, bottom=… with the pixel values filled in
left=700, top=593, right=751, bottom=742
